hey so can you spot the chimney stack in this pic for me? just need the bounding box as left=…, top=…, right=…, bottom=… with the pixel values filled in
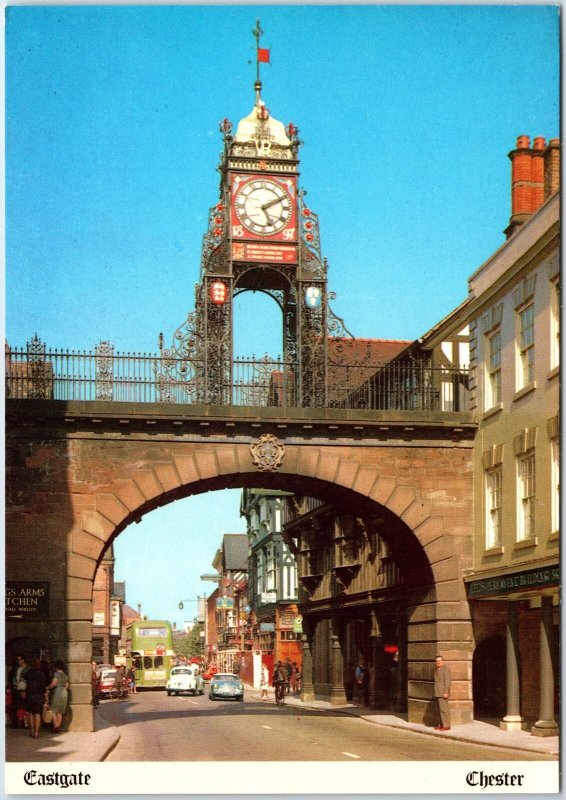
left=543, top=138, right=560, bottom=200
left=505, top=135, right=560, bottom=239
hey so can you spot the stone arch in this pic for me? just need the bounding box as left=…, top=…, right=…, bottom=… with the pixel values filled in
left=59, top=438, right=473, bottom=730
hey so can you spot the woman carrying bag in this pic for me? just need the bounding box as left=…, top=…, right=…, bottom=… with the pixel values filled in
left=47, top=660, right=69, bottom=733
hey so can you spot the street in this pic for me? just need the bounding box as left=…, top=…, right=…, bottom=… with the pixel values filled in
left=99, top=688, right=553, bottom=762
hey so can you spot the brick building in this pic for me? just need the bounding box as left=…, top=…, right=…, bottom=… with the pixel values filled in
left=206, top=534, right=249, bottom=675
left=92, top=545, right=123, bottom=665
left=419, top=136, right=560, bottom=734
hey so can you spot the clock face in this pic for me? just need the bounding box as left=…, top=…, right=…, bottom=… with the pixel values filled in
left=233, top=178, right=292, bottom=236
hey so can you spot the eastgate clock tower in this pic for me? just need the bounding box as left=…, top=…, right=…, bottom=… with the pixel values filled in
left=159, top=24, right=329, bottom=407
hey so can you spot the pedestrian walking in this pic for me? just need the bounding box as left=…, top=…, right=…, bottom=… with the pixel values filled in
left=114, top=665, right=126, bottom=697
left=126, top=666, right=136, bottom=694
left=389, top=652, right=400, bottom=708
left=260, top=663, right=269, bottom=700
left=354, top=658, right=367, bottom=704
left=24, top=657, right=47, bottom=739
left=434, top=654, right=452, bottom=731
left=343, top=661, right=355, bottom=701
left=47, top=659, right=69, bottom=732
left=10, top=654, right=30, bottom=728
left=289, top=662, right=300, bottom=696
left=91, top=662, right=100, bottom=707
left=284, top=658, right=292, bottom=693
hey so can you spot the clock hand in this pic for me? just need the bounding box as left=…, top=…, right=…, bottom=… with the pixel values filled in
left=261, top=196, right=282, bottom=211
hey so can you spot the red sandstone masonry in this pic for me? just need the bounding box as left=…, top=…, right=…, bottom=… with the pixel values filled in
left=215, top=446, right=241, bottom=476
left=7, top=423, right=476, bottom=730
left=153, top=461, right=183, bottom=491
left=315, top=453, right=341, bottom=484
left=334, top=459, right=359, bottom=488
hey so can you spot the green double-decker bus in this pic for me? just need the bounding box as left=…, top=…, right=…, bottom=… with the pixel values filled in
left=126, top=620, right=174, bottom=689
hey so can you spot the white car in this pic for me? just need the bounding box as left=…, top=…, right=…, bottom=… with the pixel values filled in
left=166, top=665, right=205, bottom=696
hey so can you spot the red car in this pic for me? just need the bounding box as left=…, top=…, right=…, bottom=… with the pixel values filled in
left=97, top=669, right=118, bottom=697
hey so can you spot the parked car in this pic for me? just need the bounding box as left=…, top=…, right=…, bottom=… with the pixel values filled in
left=202, top=664, right=218, bottom=681
left=98, top=668, right=118, bottom=698
left=208, top=673, right=244, bottom=701
left=166, top=665, right=205, bottom=697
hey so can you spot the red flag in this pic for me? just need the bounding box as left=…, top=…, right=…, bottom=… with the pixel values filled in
left=257, top=47, right=270, bottom=63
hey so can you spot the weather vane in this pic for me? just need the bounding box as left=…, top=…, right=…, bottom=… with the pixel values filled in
left=252, top=18, right=270, bottom=84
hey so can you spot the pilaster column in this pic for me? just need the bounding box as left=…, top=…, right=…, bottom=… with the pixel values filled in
left=301, top=621, right=315, bottom=702
left=532, top=596, right=558, bottom=737
left=395, top=615, right=407, bottom=712
left=330, top=617, right=346, bottom=705
left=369, top=612, right=387, bottom=709
left=500, top=601, right=527, bottom=731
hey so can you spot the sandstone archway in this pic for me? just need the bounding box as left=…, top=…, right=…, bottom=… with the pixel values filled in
left=7, top=401, right=475, bottom=731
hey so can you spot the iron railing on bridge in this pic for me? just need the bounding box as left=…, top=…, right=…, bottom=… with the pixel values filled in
left=5, top=340, right=469, bottom=412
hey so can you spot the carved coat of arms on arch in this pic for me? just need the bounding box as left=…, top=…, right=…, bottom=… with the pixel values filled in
left=250, top=433, right=285, bottom=472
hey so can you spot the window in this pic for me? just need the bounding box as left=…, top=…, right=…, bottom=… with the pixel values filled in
left=486, top=467, right=502, bottom=548
left=265, top=545, right=276, bottom=591
left=281, top=545, right=297, bottom=599
left=518, top=304, right=535, bottom=387
left=486, top=329, right=502, bottom=407
left=256, top=550, right=264, bottom=596
left=517, top=451, right=536, bottom=541
left=551, top=439, right=560, bottom=534
left=280, top=631, right=300, bottom=641
left=550, top=279, right=560, bottom=370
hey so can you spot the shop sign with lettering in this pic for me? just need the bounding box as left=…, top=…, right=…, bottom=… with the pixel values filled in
left=6, top=581, right=50, bottom=620
left=467, top=564, right=559, bottom=598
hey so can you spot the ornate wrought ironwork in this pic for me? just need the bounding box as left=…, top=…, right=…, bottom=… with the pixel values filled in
left=299, top=208, right=323, bottom=275
left=95, top=341, right=114, bottom=401
left=201, top=202, right=229, bottom=275
left=203, top=276, right=233, bottom=405
left=250, top=433, right=285, bottom=472
left=233, top=354, right=296, bottom=407
left=155, top=307, right=205, bottom=404
left=27, top=334, right=49, bottom=399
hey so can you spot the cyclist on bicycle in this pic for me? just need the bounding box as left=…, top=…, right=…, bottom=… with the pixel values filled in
left=272, top=661, right=287, bottom=705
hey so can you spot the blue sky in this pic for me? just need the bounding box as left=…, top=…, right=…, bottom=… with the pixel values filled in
left=5, top=5, right=559, bottom=627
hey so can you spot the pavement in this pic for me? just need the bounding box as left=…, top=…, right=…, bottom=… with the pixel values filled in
left=4, top=689, right=559, bottom=762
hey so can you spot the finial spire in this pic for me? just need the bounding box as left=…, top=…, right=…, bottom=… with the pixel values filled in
left=252, top=18, right=270, bottom=104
